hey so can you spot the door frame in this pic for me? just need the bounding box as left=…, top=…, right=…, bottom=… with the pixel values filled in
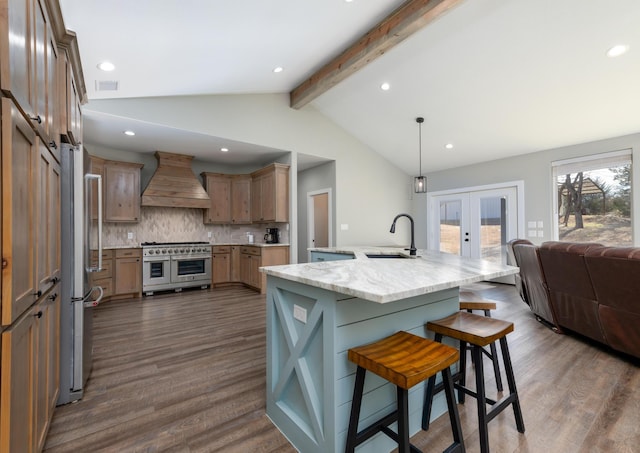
left=427, top=180, right=526, bottom=252
left=307, top=188, right=333, bottom=261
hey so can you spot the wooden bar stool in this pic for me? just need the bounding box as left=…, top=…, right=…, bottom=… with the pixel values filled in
left=458, top=296, right=503, bottom=392
left=422, top=312, right=525, bottom=453
left=346, top=331, right=465, bottom=453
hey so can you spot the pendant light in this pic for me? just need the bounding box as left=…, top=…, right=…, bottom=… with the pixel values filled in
left=414, top=117, right=427, bottom=193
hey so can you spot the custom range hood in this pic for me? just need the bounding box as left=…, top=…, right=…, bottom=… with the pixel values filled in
left=141, top=151, right=210, bottom=208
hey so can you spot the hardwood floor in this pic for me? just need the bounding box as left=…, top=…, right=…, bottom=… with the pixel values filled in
left=44, top=283, right=639, bottom=452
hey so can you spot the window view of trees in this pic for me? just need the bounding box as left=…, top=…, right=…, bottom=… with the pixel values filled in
left=557, top=163, right=631, bottom=246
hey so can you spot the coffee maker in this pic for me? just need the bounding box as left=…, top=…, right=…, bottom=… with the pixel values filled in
left=264, top=228, right=279, bottom=244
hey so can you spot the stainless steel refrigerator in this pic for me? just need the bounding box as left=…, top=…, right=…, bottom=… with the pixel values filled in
left=59, top=144, right=104, bottom=405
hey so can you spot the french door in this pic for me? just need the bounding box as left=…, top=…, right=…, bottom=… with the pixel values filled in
left=428, top=185, right=521, bottom=265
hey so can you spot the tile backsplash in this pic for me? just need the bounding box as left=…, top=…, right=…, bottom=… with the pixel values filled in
left=101, top=207, right=289, bottom=247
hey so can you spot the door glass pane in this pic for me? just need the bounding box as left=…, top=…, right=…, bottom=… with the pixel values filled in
left=440, top=201, right=461, bottom=255
left=480, top=197, right=507, bottom=263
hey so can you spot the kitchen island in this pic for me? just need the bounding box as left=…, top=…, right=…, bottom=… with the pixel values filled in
left=261, top=248, right=518, bottom=452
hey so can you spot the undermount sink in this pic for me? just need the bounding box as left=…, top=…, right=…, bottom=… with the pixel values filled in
left=365, top=253, right=410, bottom=259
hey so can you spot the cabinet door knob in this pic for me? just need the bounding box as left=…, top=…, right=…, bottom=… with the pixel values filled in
left=34, top=311, right=43, bottom=318
left=33, top=290, right=42, bottom=298
left=48, top=293, right=58, bottom=301
left=30, top=115, right=42, bottom=124
left=49, top=141, right=58, bottom=149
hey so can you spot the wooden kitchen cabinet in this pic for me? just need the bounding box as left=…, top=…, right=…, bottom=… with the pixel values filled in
left=0, top=0, right=58, bottom=146
left=1, top=98, right=39, bottom=327
left=230, top=245, right=241, bottom=282
left=103, top=160, right=143, bottom=222
left=231, top=175, right=251, bottom=224
left=113, top=248, right=142, bottom=297
left=58, top=46, right=83, bottom=146
left=36, top=139, right=61, bottom=298
left=1, top=0, right=84, bottom=449
left=0, top=284, right=60, bottom=453
left=89, top=249, right=114, bottom=299
left=202, top=173, right=252, bottom=224
left=240, top=247, right=261, bottom=290
left=251, top=163, right=289, bottom=223
left=212, top=246, right=231, bottom=285
left=240, top=245, right=289, bottom=293
left=202, top=173, right=231, bottom=224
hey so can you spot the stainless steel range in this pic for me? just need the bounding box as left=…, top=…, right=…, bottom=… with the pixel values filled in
left=142, top=242, right=212, bottom=295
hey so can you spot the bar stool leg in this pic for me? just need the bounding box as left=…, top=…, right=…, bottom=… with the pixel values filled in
left=421, top=373, right=437, bottom=430
left=345, top=367, right=366, bottom=453
left=397, top=386, right=410, bottom=453
left=472, top=345, right=490, bottom=453
left=458, top=340, right=467, bottom=404
left=442, top=368, right=465, bottom=452
left=500, top=337, right=525, bottom=433
left=484, top=309, right=503, bottom=392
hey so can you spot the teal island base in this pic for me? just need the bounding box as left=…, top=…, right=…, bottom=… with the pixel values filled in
left=265, top=276, right=460, bottom=453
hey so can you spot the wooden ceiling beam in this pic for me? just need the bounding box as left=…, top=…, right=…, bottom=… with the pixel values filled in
left=289, top=0, right=464, bottom=109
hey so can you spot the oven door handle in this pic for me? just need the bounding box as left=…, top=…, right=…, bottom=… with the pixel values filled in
left=144, top=257, right=171, bottom=262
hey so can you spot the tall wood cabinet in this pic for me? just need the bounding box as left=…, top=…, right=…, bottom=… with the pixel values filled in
left=251, top=163, right=289, bottom=223
left=1, top=0, right=85, bottom=451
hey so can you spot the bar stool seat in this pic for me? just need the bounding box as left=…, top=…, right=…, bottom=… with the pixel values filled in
left=346, top=331, right=465, bottom=453
left=422, top=312, right=525, bottom=453
left=458, top=295, right=503, bottom=392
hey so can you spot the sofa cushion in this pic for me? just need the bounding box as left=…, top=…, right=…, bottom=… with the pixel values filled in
left=538, top=241, right=605, bottom=342
left=585, top=246, right=640, bottom=358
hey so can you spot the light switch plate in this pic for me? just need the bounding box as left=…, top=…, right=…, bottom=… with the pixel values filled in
left=127, top=232, right=133, bottom=239
left=340, top=224, right=349, bottom=231
left=293, top=304, right=307, bottom=323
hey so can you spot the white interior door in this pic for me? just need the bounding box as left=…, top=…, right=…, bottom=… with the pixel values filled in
left=429, top=185, right=520, bottom=267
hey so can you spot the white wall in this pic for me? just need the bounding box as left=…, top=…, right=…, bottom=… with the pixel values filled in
left=86, top=93, right=413, bottom=247
left=422, top=132, right=640, bottom=245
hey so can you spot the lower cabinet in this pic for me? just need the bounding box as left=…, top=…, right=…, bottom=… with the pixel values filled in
left=240, top=246, right=289, bottom=294
left=114, top=249, right=142, bottom=296
left=89, top=248, right=141, bottom=301
left=0, top=284, right=60, bottom=453
left=212, top=246, right=231, bottom=285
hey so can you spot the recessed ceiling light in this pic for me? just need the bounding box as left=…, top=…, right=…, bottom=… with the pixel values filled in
left=273, top=66, right=284, bottom=73
left=606, top=44, right=629, bottom=58
left=220, top=147, right=229, bottom=152
left=345, top=0, right=354, bottom=3
left=97, top=61, right=115, bottom=71
left=380, top=82, right=390, bottom=91
left=445, top=143, right=454, bottom=149
left=123, top=130, right=135, bottom=136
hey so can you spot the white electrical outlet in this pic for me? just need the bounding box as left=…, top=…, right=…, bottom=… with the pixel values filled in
left=208, top=231, right=212, bottom=238
left=127, top=232, right=133, bottom=240
left=340, top=224, right=349, bottom=231
left=293, top=304, right=307, bottom=323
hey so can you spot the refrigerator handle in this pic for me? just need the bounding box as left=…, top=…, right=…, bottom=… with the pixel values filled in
left=83, top=285, right=104, bottom=308
left=85, top=173, right=103, bottom=272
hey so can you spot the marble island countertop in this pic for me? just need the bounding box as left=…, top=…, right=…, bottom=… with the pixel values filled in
left=261, top=247, right=518, bottom=303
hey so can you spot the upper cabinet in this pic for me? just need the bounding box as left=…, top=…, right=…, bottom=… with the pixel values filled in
left=104, top=160, right=143, bottom=222
left=251, top=163, right=289, bottom=223
left=1, top=0, right=61, bottom=149
left=202, top=173, right=252, bottom=224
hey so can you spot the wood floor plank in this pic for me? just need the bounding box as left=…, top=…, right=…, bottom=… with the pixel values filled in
left=44, top=283, right=639, bottom=452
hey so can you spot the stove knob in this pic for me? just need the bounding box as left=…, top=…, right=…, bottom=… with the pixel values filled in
left=161, top=249, right=166, bottom=254
left=167, top=249, right=173, bottom=253
left=180, top=248, right=185, bottom=253
left=149, top=250, right=155, bottom=255
left=191, top=248, right=195, bottom=252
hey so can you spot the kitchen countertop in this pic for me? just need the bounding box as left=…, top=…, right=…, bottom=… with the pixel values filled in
left=213, top=242, right=290, bottom=247
left=261, top=246, right=518, bottom=303
left=103, top=243, right=290, bottom=249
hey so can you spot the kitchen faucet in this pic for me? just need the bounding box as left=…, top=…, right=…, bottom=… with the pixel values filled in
left=389, top=213, right=417, bottom=256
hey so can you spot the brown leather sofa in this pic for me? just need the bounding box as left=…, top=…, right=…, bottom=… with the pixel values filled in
left=511, top=242, right=561, bottom=331
left=583, top=246, right=640, bottom=359
left=509, top=240, right=639, bottom=360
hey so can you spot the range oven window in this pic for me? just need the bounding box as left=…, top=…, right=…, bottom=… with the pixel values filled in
left=176, top=258, right=206, bottom=276
left=150, top=262, right=165, bottom=278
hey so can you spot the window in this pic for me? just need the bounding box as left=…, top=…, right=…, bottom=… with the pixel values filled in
left=552, top=150, right=632, bottom=246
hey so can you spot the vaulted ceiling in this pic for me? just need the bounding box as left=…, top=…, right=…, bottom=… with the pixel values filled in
left=59, top=0, right=640, bottom=174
